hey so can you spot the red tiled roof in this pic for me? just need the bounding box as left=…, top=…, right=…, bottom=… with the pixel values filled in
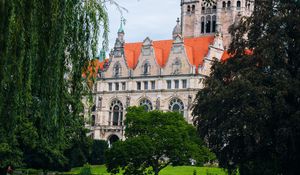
left=124, top=43, right=143, bottom=69
left=184, top=36, right=215, bottom=68
left=221, top=49, right=254, bottom=61
left=153, top=40, right=173, bottom=67
left=123, top=36, right=215, bottom=69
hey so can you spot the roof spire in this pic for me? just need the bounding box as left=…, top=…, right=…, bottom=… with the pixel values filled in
left=118, top=17, right=125, bottom=33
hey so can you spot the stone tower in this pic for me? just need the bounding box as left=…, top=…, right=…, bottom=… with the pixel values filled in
left=181, top=0, right=254, bottom=48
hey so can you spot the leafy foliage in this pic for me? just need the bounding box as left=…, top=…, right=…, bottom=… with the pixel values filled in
left=89, top=140, right=108, bottom=165
left=106, top=107, right=214, bottom=175
left=193, top=0, right=300, bottom=175
left=0, top=0, right=108, bottom=171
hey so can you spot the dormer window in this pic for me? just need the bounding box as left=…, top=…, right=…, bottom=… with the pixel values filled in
left=142, top=61, right=151, bottom=75
left=113, top=62, right=121, bottom=78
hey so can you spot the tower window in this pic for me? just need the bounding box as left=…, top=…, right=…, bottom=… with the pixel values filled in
left=201, top=17, right=205, bottom=33
left=187, top=5, right=191, bottom=13
left=212, top=15, right=216, bottom=33
left=192, top=5, right=195, bottom=13
left=237, top=1, right=241, bottom=10
left=222, top=1, right=226, bottom=8
left=227, top=1, right=231, bottom=9
left=206, top=15, right=211, bottom=33
left=212, top=5, right=217, bottom=13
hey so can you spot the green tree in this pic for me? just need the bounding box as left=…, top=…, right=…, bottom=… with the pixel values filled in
left=106, top=107, right=214, bottom=175
left=89, top=140, right=108, bottom=165
left=192, top=0, right=300, bottom=175
left=0, top=0, right=108, bottom=171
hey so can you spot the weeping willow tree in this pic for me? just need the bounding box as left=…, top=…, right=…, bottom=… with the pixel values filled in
left=0, top=0, right=108, bottom=171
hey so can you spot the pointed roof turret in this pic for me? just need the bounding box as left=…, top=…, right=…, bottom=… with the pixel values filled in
left=172, top=18, right=182, bottom=39
left=98, top=47, right=106, bottom=62
left=118, top=17, right=125, bottom=34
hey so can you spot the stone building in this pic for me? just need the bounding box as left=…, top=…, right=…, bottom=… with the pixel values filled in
left=86, top=0, right=254, bottom=145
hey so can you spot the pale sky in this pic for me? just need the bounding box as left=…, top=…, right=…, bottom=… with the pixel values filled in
left=105, top=0, right=181, bottom=51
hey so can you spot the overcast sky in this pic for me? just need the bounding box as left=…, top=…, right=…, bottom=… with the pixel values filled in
left=105, top=0, right=181, bottom=50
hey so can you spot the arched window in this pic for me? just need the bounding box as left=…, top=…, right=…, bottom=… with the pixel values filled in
left=237, top=1, right=241, bottom=10
left=202, top=6, right=205, bottom=14
left=247, top=3, right=251, bottom=10
left=212, top=5, right=217, bottom=12
left=201, top=17, right=205, bottom=33
left=142, top=61, right=150, bottom=75
left=187, top=5, right=191, bottom=13
left=109, top=100, right=123, bottom=126
left=113, top=62, right=121, bottom=78
left=172, top=58, right=182, bottom=74
left=169, top=98, right=184, bottom=114
left=206, top=15, right=211, bottom=33
left=227, top=1, right=231, bottom=9
left=212, top=15, right=216, bottom=33
left=222, top=1, right=226, bottom=8
left=192, top=5, right=195, bottom=13
left=139, top=99, right=153, bottom=112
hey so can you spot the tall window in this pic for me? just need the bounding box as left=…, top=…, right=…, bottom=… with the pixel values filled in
left=206, top=15, right=211, bottom=33
left=192, top=5, right=195, bottom=13
left=144, top=81, right=148, bottom=90
left=201, top=17, right=205, bottom=33
left=113, top=62, right=121, bottom=78
left=175, top=80, right=179, bottom=89
left=108, top=83, right=112, bottom=91
left=167, top=80, right=172, bottom=89
left=151, top=81, right=155, bottom=90
left=212, top=5, right=217, bottom=13
left=109, top=100, right=123, bottom=126
left=222, top=1, right=226, bottom=8
left=201, top=7, right=205, bottom=14
left=139, top=99, right=153, bottom=112
left=227, top=1, right=231, bottom=9
left=122, top=82, right=126, bottom=91
left=212, top=15, right=216, bottom=33
left=237, top=1, right=241, bottom=10
left=115, top=82, right=119, bottom=91
left=137, top=81, right=141, bottom=90
left=182, top=80, right=187, bottom=89
left=169, top=98, right=184, bottom=114
left=187, top=5, right=191, bottom=13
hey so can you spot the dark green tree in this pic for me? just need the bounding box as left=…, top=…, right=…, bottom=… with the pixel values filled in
left=0, top=0, right=108, bottom=171
left=192, top=0, right=300, bottom=175
left=106, top=107, right=215, bottom=175
left=89, top=140, right=108, bottom=165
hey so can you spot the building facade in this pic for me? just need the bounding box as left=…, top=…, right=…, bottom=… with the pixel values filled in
left=86, top=0, right=254, bottom=145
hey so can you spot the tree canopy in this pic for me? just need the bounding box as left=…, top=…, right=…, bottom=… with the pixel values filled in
left=106, top=107, right=215, bottom=175
left=193, top=0, right=300, bottom=175
left=0, top=0, right=108, bottom=171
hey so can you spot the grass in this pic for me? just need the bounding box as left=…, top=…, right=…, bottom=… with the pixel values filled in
left=65, top=165, right=227, bottom=175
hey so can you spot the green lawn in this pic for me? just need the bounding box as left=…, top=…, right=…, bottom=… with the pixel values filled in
left=66, top=165, right=227, bottom=175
